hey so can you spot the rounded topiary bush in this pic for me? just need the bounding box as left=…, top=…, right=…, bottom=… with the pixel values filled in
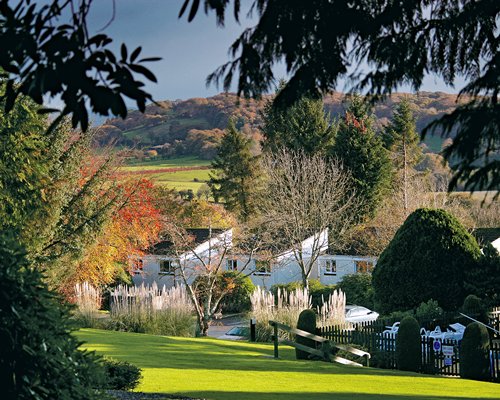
left=460, top=322, right=491, bottom=381
left=101, top=359, right=142, bottom=391
left=396, top=316, right=421, bottom=372
left=461, top=295, right=488, bottom=324
left=296, top=309, right=317, bottom=360
left=372, top=208, right=481, bottom=314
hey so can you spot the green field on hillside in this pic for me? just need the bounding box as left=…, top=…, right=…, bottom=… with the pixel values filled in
left=121, top=156, right=212, bottom=191
left=78, top=329, right=500, bottom=400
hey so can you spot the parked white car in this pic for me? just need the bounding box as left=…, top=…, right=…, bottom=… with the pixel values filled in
left=345, top=305, right=379, bottom=323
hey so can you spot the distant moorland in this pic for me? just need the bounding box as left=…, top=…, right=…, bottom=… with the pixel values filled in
left=97, top=91, right=465, bottom=159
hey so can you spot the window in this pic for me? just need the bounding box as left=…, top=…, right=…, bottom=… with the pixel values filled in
left=132, top=259, right=143, bottom=273
left=226, top=259, right=238, bottom=271
left=355, top=260, right=374, bottom=274
left=254, top=260, right=271, bottom=276
left=323, top=259, right=337, bottom=275
left=159, top=260, right=175, bottom=275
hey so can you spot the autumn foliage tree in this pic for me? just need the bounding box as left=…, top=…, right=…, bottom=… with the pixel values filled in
left=70, top=178, right=162, bottom=292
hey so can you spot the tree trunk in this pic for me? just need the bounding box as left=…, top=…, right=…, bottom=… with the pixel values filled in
left=403, top=136, right=408, bottom=214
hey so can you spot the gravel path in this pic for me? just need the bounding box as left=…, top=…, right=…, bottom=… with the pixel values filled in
left=107, top=390, right=204, bottom=400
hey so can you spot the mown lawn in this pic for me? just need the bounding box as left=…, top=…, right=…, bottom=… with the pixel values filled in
left=122, top=156, right=211, bottom=171
left=78, top=329, right=500, bottom=400
left=120, top=156, right=211, bottom=191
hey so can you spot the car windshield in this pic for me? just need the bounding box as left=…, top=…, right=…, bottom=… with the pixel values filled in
left=226, top=327, right=249, bottom=336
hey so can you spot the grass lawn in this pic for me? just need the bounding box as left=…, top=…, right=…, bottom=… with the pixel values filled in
left=78, top=329, right=500, bottom=400
left=120, top=157, right=211, bottom=191
left=122, top=156, right=211, bottom=171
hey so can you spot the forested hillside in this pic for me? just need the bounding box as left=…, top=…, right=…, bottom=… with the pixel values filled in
left=96, top=91, right=464, bottom=159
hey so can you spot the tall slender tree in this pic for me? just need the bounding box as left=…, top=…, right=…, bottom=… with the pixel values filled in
left=383, top=99, right=422, bottom=214
left=331, top=95, right=392, bottom=220
left=209, top=119, right=262, bottom=221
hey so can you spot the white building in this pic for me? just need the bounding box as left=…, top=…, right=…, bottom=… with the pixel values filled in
left=132, top=228, right=376, bottom=289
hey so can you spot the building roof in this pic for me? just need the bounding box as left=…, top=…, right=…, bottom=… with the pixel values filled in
left=473, top=228, right=500, bottom=247
left=148, top=228, right=227, bottom=255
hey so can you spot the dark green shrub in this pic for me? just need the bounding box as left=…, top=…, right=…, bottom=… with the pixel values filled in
left=0, top=234, right=105, bottom=400
left=194, top=271, right=255, bottom=314
left=220, top=271, right=255, bottom=313
left=373, top=208, right=481, bottom=314
left=396, top=316, right=421, bottom=372
left=461, top=295, right=488, bottom=324
left=271, top=281, right=303, bottom=297
left=101, top=359, right=142, bottom=391
left=465, top=243, right=500, bottom=307
left=371, top=349, right=396, bottom=369
left=295, top=309, right=317, bottom=360
left=308, top=279, right=336, bottom=307
left=460, top=322, right=490, bottom=381
left=415, top=299, right=443, bottom=321
left=337, top=273, right=374, bottom=309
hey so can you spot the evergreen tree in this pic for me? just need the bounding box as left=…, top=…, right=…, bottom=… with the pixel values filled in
left=383, top=99, right=422, bottom=214
left=209, top=120, right=261, bottom=221
left=261, top=89, right=335, bottom=155
left=331, top=95, right=392, bottom=220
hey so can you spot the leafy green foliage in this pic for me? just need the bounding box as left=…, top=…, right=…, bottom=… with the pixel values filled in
left=396, top=316, right=421, bottom=372
left=0, top=233, right=105, bottom=399
left=193, top=271, right=255, bottom=314
left=295, top=309, right=317, bottom=360
left=0, top=87, right=120, bottom=292
left=332, top=96, right=392, bottom=219
left=465, top=244, right=500, bottom=308
left=414, top=299, right=444, bottom=322
left=460, top=323, right=491, bottom=381
left=336, top=274, right=374, bottom=309
left=209, top=119, right=262, bottom=221
left=461, top=295, right=488, bottom=324
left=372, top=208, right=481, bottom=314
left=0, top=1, right=159, bottom=131
left=261, top=93, right=335, bottom=155
left=101, top=358, right=142, bottom=391
left=220, top=271, right=255, bottom=313
left=183, top=0, right=500, bottom=194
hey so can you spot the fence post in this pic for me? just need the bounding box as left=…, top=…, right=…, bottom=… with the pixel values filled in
left=250, top=318, right=256, bottom=342
left=273, top=322, right=279, bottom=359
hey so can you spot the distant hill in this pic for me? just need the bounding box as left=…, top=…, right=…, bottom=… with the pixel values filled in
left=96, top=91, right=464, bottom=158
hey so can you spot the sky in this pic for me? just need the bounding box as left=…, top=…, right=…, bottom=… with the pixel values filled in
left=81, top=0, right=467, bottom=104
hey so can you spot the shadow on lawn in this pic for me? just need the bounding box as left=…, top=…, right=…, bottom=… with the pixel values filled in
left=182, top=391, right=499, bottom=400
left=80, top=331, right=450, bottom=380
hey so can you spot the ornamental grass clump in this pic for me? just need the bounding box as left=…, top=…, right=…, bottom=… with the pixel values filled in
left=251, top=286, right=346, bottom=342
left=74, top=282, right=102, bottom=328
left=110, top=283, right=196, bottom=336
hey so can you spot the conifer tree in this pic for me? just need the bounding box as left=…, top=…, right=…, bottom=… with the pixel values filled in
left=261, top=89, right=335, bottom=155
left=209, top=120, right=261, bottom=221
left=332, top=95, right=392, bottom=220
left=383, top=99, right=422, bottom=214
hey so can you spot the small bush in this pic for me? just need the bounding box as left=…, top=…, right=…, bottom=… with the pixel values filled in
left=460, top=322, right=490, bottom=381
left=396, top=316, right=421, bottom=372
left=371, top=349, right=395, bottom=369
left=296, top=309, right=317, bottom=360
left=415, top=299, right=443, bottom=321
left=220, top=271, right=255, bottom=313
left=101, top=359, right=142, bottom=391
left=336, top=273, right=374, bottom=309
left=461, top=295, right=488, bottom=324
